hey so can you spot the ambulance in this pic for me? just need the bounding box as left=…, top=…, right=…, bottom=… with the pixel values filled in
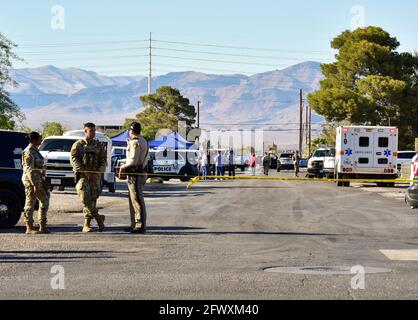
left=334, top=126, right=398, bottom=187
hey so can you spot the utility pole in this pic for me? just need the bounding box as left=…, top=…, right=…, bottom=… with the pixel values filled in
left=299, top=89, right=303, bottom=155
left=308, top=105, right=312, bottom=156
left=148, top=32, right=152, bottom=95
left=197, top=100, right=201, bottom=128
left=305, top=100, right=309, bottom=148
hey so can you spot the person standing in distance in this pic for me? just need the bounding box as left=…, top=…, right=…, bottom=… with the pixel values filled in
left=119, top=122, right=149, bottom=234
left=293, top=150, right=301, bottom=177
left=22, top=132, right=50, bottom=234
left=70, top=123, right=107, bottom=233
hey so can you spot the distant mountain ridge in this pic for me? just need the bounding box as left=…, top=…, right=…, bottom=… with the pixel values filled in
left=8, top=62, right=324, bottom=146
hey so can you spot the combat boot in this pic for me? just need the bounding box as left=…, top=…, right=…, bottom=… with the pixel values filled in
left=96, top=214, right=106, bottom=232
left=82, top=218, right=93, bottom=233
left=25, top=223, right=38, bottom=235
left=38, top=221, right=50, bottom=234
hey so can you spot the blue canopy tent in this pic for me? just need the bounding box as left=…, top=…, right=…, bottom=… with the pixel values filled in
left=110, top=130, right=130, bottom=147
left=111, top=130, right=194, bottom=149
left=149, top=132, right=194, bottom=150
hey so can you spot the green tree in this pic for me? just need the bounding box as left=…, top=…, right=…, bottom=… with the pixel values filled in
left=0, top=33, right=24, bottom=129
left=125, top=86, right=196, bottom=140
left=308, top=26, right=418, bottom=149
left=41, top=122, right=66, bottom=138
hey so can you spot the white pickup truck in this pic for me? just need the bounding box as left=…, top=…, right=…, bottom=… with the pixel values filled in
left=39, top=130, right=116, bottom=192
left=307, top=148, right=336, bottom=178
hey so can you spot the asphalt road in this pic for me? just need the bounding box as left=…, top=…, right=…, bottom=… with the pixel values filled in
left=0, top=169, right=417, bottom=299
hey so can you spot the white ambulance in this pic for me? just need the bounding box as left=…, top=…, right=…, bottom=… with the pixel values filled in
left=334, top=126, right=398, bottom=187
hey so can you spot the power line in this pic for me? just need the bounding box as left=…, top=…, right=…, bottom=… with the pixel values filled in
left=19, top=47, right=149, bottom=56
left=18, top=39, right=148, bottom=48
left=152, top=46, right=332, bottom=61
left=153, top=54, right=288, bottom=68
left=24, top=54, right=148, bottom=63
left=153, top=39, right=334, bottom=55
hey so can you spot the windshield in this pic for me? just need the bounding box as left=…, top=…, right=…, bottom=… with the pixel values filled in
left=280, top=154, right=294, bottom=159
left=40, top=139, right=77, bottom=152
left=313, top=149, right=336, bottom=157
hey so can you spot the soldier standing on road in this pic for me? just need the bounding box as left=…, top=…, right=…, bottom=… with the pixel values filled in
left=119, top=122, right=149, bottom=234
left=228, top=149, right=236, bottom=177
left=293, top=151, right=301, bottom=177
left=262, top=152, right=271, bottom=176
left=22, top=132, right=50, bottom=234
left=70, top=123, right=107, bottom=233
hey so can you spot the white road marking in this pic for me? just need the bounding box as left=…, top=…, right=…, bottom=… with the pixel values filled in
left=380, top=249, right=418, bottom=261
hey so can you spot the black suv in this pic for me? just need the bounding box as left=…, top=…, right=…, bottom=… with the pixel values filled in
left=0, top=131, right=28, bottom=228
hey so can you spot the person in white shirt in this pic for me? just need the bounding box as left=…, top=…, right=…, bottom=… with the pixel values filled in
left=214, top=151, right=226, bottom=179
left=200, top=152, right=209, bottom=180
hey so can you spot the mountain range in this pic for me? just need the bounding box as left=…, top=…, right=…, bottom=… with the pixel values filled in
left=7, top=61, right=324, bottom=147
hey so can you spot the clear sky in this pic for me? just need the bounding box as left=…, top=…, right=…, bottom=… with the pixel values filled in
left=1, top=0, right=418, bottom=76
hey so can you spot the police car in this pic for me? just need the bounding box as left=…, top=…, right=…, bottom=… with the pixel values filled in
left=150, top=149, right=199, bottom=181
left=0, top=130, right=27, bottom=228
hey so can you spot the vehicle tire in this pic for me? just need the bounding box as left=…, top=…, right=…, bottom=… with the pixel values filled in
left=241, top=166, right=245, bottom=172
left=344, top=181, right=350, bottom=187
left=179, top=167, right=192, bottom=182
left=0, top=189, right=22, bottom=228
left=336, top=173, right=344, bottom=187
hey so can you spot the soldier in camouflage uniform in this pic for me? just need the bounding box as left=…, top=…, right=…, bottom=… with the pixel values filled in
left=22, top=132, right=50, bottom=234
left=70, top=123, right=107, bottom=233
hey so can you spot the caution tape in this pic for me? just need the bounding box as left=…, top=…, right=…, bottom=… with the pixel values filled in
left=186, top=175, right=417, bottom=188
left=1, top=166, right=416, bottom=189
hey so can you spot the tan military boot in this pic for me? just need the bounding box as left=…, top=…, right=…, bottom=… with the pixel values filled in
left=96, top=215, right=106, bottom=232
left=82, top=218, right=93, bottom=233
left=39, top=221, right=50, bottom=234
left=25, top=223, right=39, bottom=235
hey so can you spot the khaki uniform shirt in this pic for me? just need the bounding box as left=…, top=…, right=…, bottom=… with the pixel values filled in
left=22, top=144, right=46, bottom=186
left=122, top=136, right=149, bottom=170
left=70, top=138, right=107, bottom=174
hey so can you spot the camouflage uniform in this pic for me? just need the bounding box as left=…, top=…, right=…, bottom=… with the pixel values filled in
left=22, top=144, right=50, bottom=225
left=70, top=138, right=106, bottom=221
left=121, top=136, right=149, bottom=229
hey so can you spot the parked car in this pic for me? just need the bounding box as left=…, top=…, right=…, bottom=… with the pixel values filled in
left=307, top=148, right=336, bottom=178
left=405, top=153, right=418, bottom=209
left=277, top=152, right=295, bottom=171
left=397, top=151, right=417, bottom=175
left=39, top=130, right=116, bottom=193
left=0, top=130, right=27, bottom=228
left=299, top=158, right=308, bottom=168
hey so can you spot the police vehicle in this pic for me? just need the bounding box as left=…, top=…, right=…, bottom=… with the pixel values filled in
left=0, top=130, right=27, bottom=228
left=334, top=126, right=398, bottom=187
left=150, top=148, right=199, bottom=182
left=39, top=130, right=116, bottom=192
